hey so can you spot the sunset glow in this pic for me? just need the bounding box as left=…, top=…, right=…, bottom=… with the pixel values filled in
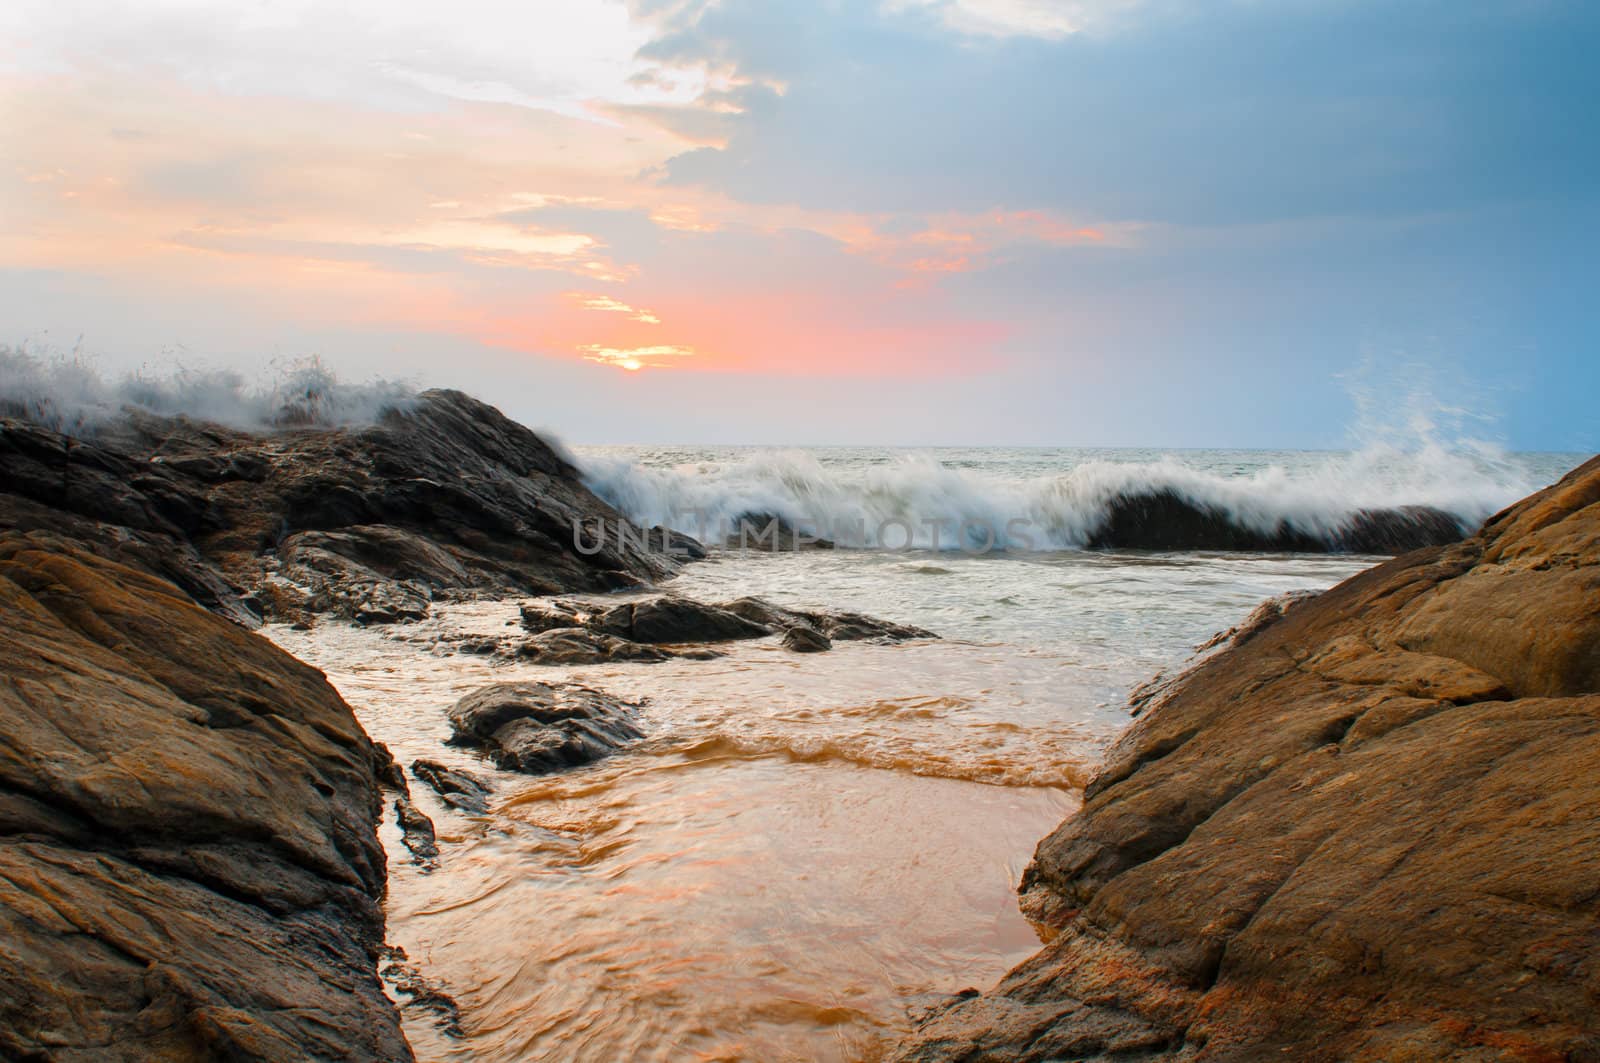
left=1, top=0, right=1594, bottom=446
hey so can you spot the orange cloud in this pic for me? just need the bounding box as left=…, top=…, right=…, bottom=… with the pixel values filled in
left=578, top=344, right=697, bottom=371
left=567, top=292, right=661, bottom=324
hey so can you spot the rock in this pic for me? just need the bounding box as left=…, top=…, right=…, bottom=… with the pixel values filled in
left=446, top=681, right=646, bottom=774
left=782, top=624, right=833, bottom=653
left=1085, top=488, right=1465, bottom=553
left=589, top=595, right=771, bottom=643
left=0, top=389, right=697, bottom=626
left=650, top=526, right=710, bottom=560
left=719, top=596, right=936, bottom=642
left=379, top=946, right=462, bottom=1040
left=897, top=455, right=1600, bottom=1061
left=514, top=627, right=682, bottom=665
left=0, top=533, right=410, bottom=1061
left=411, top=759, right=493, bottom=815
left=725, top=512, right=836, bottom=551
left=1336, top=504, right=1466, bottom=553
left=394, top=796, right=439, bottom=864
left=519, top=598, right=589, bottom=633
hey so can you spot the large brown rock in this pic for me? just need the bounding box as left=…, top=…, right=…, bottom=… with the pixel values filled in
left=900, top=455, right=1600, bottom=1062
left=0, top=532, right=410, bottom=1061
left=0, top=389, right=685, bottom=626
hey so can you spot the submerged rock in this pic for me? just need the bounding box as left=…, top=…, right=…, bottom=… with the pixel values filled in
left=898, top=455, right=1600, bottom=1061
left=0, top=533, right=410, bottom=1061
left=446, top=681, right=646, bottom=774
left=411, top=759, right=493, bottom=815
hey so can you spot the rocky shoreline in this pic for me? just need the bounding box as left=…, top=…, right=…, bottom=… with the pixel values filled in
left=897, top=456, right=1600, bottom=1060
left=1, top=387, right=1588, bottom=1060
left=0, top=391, right=685, bottom=1058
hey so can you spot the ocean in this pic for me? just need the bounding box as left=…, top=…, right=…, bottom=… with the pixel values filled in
left=267, top=444, right=1583, bottom=1062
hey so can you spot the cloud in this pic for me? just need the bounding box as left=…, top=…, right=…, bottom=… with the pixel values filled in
left=569, top=292, right=661, bottom=323
left=579, top=343, right=696, bottom=369
left=653, top=0, right=1600, bottom=226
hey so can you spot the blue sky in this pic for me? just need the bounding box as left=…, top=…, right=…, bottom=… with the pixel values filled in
left=1, top=0, right=1596, bottom=448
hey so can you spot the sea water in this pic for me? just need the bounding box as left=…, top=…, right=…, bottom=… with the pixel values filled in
left=267, top=445, right=1582, bottom=1062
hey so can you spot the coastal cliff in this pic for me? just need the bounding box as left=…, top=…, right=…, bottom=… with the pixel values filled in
left=0, top=533, right=411, bottom=1060
left=901, top=455, right=1600, bottom=1060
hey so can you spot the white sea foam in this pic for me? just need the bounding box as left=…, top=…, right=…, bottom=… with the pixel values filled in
left=579, top=442, right=1557, bottom=551
left=0, top=348, right=415, bottom=434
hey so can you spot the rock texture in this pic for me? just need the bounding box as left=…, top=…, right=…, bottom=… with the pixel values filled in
left=900, top=456, right=1600, bottom=1062
left=1086, top=489, right=1465, bottom=553
left=446, top=681, right=646, bottom=774
left=0, top=389, right=684, bottom=626
left=0, top=533, right=410, bottom=1061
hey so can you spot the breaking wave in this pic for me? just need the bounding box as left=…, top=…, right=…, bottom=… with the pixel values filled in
left=580, top=444, right=1558, bottom=552
left=0, top=348, right=415, bottom=434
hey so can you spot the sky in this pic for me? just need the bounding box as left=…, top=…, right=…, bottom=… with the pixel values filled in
left=1, top=0, right=1596, bottom=448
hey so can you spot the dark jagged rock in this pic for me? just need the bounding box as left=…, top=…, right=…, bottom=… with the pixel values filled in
left=589, top=596, right=772, bottom=643
left=898, top=456, right=1600, bottom=1062
left=0, top=533, right=410, bottom=1061
left=0, top=389, right=692, bottom=626
left=1085, top=488, right=1465, bottom=553
left=446, top=681, right=646, bottom=774
left=380, top=946, right=463, bottom=1040
left=394, top=796, right=439, bottom=865
left=410, top=759, right=493, bottom=815
left=719, top=596, right=936, bottom=643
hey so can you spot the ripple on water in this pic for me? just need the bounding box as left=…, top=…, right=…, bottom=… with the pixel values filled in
left=266, top=545, right=1374, bottom=1061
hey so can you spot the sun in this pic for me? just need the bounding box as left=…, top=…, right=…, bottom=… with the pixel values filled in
left=620, top=358, right=643, bottom=371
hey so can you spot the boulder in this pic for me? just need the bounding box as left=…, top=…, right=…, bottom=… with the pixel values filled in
left=0, top=533, right=410, bottom=1061
left=445, top=681, right=646, bottom=774
left=897, top=455, right=1600, bottom=1061
left=589, top=595, right=772, bottom=643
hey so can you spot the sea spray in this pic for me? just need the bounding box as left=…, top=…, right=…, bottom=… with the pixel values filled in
left=578, top=444, right=1553, bottom=551
left=0, top=347, right=416, bottom=434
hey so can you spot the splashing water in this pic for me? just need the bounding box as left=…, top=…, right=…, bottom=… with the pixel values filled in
left=577, top=443, right=1571, bottom=551
left=0, top=346, right=416, bottom=434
